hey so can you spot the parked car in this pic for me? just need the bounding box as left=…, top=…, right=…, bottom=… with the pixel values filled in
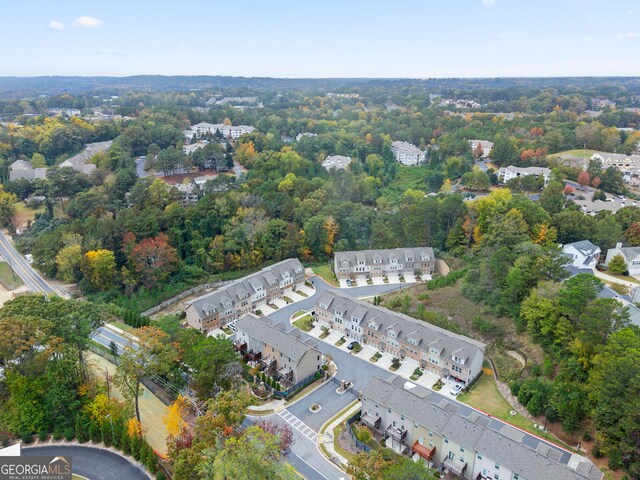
left=450, top=383, right=463, bottom=396
left=347, top=341, right=357, bottom=350
left=346, top=279, right=352, bottom=286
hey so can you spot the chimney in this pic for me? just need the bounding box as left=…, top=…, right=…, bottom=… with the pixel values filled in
left=616, top=242, right=623, bottom=249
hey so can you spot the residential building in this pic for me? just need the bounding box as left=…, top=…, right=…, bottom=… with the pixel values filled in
left=605, top=242, right=640, bottom=275
left=190, top=122, right=255, bottom=139
left=561, top=240, right=601, bottom=270
left=8, top=160, right=47, bottom=181
left=360, top=375, right=602, bottom=480
left=322, top=155, right=352, bottom=171
left=468, top=140, right=494, bottom=158
left=591, top=152, right=640, bottom=169
left=234, top=315, right=321, bottom=384
left=573, top=197, right=634, bottom=215
left=498, top=166, right=550, bottom=185
left=314, top=291, right=485, bottom=384
left=391, top=141, right=426, bottom=166
left=296, top=132, right=318, bottom=142
left=334, top=247, right=435, bottom=281
left=185, top=259, right=305, bottom=334
left=59, top=140, right=112, bottom=175
left=183, top=142, right=207, bottom=155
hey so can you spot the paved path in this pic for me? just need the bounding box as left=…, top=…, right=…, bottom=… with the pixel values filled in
left=0, top=230, right=55, bottom=295
left=22, top=445, right=150, bottom=480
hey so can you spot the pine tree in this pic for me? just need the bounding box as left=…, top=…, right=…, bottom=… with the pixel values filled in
left=101, top=422, right=112, bottom=447
left=76, top=415, right=88, bottom=443
left=121, top=428, right=130, bottom=455
left=130, top=433, right=141, bottom=461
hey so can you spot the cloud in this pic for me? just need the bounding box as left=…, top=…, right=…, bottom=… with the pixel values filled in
left=72, top=16, right=102, bottom=28
left=482, top=0, right=496, bottom=5
left=617, top=32, right=639, bottom=39
left=49, top=20, right=65, bottom=30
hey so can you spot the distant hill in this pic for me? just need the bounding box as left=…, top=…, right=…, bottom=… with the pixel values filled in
left=0, top=75, right=638, bottom=99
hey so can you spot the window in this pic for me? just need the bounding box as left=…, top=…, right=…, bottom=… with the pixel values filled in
left=477, top=454, right=482, bottom=460
left=495, top=464, right=500, bottom=470
left=428, top=431, right=433, bottom=437
left=444, top=438, right=449, bottom=444
left=513, top=475, right=519, bottom=480
left=494, top=476, right=499, bottom=480
left=460, top=447, right=464, bottom=452
left=388, top=408, right=391, bottom=413
left=401, top=415, right=404, bottom=421
left=414, top=423, right=418, bottom=428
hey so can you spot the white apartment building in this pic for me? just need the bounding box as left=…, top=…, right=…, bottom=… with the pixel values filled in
left=391, top=141, right=426, bottom=166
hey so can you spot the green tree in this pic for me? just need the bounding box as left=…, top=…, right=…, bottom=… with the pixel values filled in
left=624, top=222, right=640, bottom=246
left=115, top=326, right=180, bottom=425
left=608, top=253, right=628, bottom=274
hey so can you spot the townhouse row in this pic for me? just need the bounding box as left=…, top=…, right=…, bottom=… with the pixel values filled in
left=334, top=247, right=436, bottom=281
left=360, top=375, right=602, bottom=480
left=314, top=291, right=485, bottom=384
left=185, top=258, right=305, bottom=334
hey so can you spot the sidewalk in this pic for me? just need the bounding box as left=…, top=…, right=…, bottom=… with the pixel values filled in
left=318, top=400, right=361, bottom=468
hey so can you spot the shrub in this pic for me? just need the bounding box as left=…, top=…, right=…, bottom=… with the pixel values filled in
left=354, top=426, right=371, bottom=443
left=472, top=316, right=503, bottom=337
left=608, top=254, right=628, bottom=275
left=156, top=473, right=166, bottom=480
left=582, top=431, right=593, bottom=442
left=52, top=429, right=64, bottom=441
left=38, top=431, right=49, bottom=442
left=64, top=428, right=75, bottom=441
left=607, top=446, right=622, bottom=470
left=20, top=432, right=33, bottom=444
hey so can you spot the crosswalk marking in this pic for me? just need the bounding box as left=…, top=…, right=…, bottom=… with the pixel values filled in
left=277, top=409, right=318, bottom=443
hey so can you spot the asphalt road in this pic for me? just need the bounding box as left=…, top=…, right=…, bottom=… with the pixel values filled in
left=0, top=230, right=54, bottom=294
left=22, top=445, right=150, bottom=480
left=135, top=157, right=147, bottom=178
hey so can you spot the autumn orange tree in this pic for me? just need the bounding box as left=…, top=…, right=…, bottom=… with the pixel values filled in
left=128, top=233, right=179, bottom=289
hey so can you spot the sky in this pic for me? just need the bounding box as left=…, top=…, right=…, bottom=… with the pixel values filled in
left=1, top=0, right=639, bottom=78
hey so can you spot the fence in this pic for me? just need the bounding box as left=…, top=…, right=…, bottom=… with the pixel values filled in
left=346, top=412, right=373, bottom=452
left=263, top=370, right=323, bottom=399
left=328, top=375, right=358, bottom=396
left=140, top=280, right=233, bottom=317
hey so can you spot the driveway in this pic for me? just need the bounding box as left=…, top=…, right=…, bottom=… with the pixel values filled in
left=22, top=445, right=150, bottom=480
left=297, top=285, right=315, bottom=296
left=339, top=279, right=351, bottom=288
left=287, top=290, right=305, bottom=302
left=272, top=298, right=288, bottom=309
left=371, top=277, right=385, bottom=285
left=259, top=304, right=276, bottom=315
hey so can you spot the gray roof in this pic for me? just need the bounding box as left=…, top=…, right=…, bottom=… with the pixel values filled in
left=362, top=376, right=602, bottom=480
left=317, top=290, right=485, bottom=364
left=186, top=258, right=304, bottom=319
left=391, top=141, right=424, bottom=156
left=563, top=240, right=600, bottom=257
left=335, top=247, right=434, bottom=267
left=62, top=141, right=112, bottom=166
left=235, top=315, right=319, bottom=361
left=9, top=160, right=33, bottom=170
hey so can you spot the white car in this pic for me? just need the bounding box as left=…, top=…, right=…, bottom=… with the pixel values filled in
left=450, top=383, right=463, bottom=396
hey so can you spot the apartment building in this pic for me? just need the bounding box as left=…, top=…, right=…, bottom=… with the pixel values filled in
left=391, top=141, right=426, bottom=166
left=185, top=258, right=305, bottom=334
left=334, top=247, right=435, bottom=281
left=189, top=122, right=255, bottom=139
left=234, top=315, right=322, bottom=384
left=360, top=375, right=603, bottom=480
left=468, top=140, right=494, bottom=158
left=314, top=291, right=485, bottom=384
left=498, top=166, right=550, bottom=185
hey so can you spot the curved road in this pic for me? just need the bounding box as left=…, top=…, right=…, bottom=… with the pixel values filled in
left=22, top=445, right=150, bottom=480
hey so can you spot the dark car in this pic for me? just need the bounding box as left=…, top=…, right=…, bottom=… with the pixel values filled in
left=347, top=341, right=357, bottom=350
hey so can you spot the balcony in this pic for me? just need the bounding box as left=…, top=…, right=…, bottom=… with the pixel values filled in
left=360, top=412, right=381, bottom=431
left=385, top=425, right=407, bottom=444
left=442, top=457, right=467, bottom=478
left=233, top=341, right=247, bottom=353
left=412, top=441, right=435, bottom=461
left=245, top=350, right=262, bottom=362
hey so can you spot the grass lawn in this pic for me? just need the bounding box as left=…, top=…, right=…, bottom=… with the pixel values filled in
left=336, top=337, right=346, bottom=346
left=601, top=270, right=640, bottom=285
left=548, top=149, right=598, bottom=159
left=293, top=314, right=314, bottom=332
left=110, top=320, right=135, bottom=333
left=0, top=262, right=24, bottom=290
left=312, top=265, right=338, bottom=287
left=13, top=202, right=46, bottom=229
left=458, top=374, right=573, bottom=451
left=293, top=310, right=307, bottom=318
left=333, top=424, right=356, bottom=463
